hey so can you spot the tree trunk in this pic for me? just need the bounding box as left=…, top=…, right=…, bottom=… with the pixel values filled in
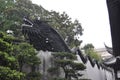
left=65, top=73, right=68, bottom=79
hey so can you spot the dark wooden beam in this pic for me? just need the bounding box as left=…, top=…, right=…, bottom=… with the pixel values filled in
left=107, top=0, right=120, bottom=56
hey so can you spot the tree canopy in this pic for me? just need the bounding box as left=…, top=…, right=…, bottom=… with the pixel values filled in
left=82, top=43, right=101, bottom=61
left=48, top=52, right=86, bottom=80
left=0, top=0, right=84, bottom=79
left=0, top=31, right=41, bottom=80
left=0, top=0, right=83, bottom=48
left=0, top=32, right=25, bottom=80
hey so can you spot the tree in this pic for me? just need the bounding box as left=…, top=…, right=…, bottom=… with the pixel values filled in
left=83, top=44, right=94, bottom=50
left=48, top=11, right=83, bottom=48
left=0, top=0, right=16, bottom=31
left=13, top=42, right=41, bottom=71
left=48, top=52, right=86, bottom=80
left=82, top=43, right=101, bottom=61
left=0, top=31, right=41, bottom=80
left=0, top=0, right=84, bottom=48
left=0, top=32, right=25, bottom=80
left=13, top=42, right=41, bottom=80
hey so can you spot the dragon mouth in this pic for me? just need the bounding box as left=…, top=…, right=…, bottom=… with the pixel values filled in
left=21, top=18, right=34, bottom=35
left=22, top=24, right=33, bottom=27
left=22, top=18, right=33, bottom=27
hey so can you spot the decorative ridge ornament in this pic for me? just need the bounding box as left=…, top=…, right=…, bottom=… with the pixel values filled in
left=22, top=17, right=71, bottom=52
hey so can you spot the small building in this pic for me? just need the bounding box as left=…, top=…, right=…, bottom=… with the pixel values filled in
left=95, top=48, right=112, bottom=60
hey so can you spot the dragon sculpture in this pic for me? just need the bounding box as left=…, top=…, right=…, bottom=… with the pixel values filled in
left=21, top=17, right=103, bottom=69
left=22, top=17, right=70, bottom=52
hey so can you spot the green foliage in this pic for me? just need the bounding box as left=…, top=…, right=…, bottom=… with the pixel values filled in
left=13, top=43, right=41, bottom=71
left=26, top=72, right=41, bottom=80
left=0, top=66, right=25, bottom=80
left=79, top=79, right=91, bottom=80
left=0, top=31, right=5, bottom=38
left=0, top=31, right=41, bottom=80
left=83, top=44, right=94, bottom=50
left=55, top=59, right=73, bottom=67
left=0, top=51, right=19, bottom=70
left=82, top=44, right=101, bottom=61
left=50, top=77, right=67, bottom=80
left=48, top=11, right=83, bottom=48
left=3, top=35, right=15, bottom=43
left=52, top=52, right=77, bottom=60
left=0, top=39, right=12, bottom=52
left=0, top=0, right=83, bottom=48
left=71, top=62, right=86, bottom=70
left=50, top=52, right=86, bottom=80
left=47, top=67, right=58, bottom=73
left=0, top=0, right=16, bottom=31
left=0, top=32, right=15, bottom=53
left=0, top=0, right=84, bottom=79
left=0, top=32, right=25, bottom=80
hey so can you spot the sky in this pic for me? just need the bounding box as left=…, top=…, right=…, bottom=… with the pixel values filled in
left=31, top=0, right=112, bottom=49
